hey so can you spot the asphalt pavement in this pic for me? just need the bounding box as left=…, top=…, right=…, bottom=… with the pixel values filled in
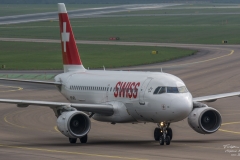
left=0, top=42, right=240, bottom=160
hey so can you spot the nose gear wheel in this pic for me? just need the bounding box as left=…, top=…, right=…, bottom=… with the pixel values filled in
left=154, top=122, right=172, bottom=145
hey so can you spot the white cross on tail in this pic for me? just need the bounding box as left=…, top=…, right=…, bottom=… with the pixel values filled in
left=61, top=22, right=70, bottom=52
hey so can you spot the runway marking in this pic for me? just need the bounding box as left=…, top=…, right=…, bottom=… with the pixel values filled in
left=0, top=144, right=147, bottom=160
left=219, top=129, right=240, bottom=134
left=0, top=85, right=23, bottom=92
left=3, top=109, right=58, bottom=134
left=54, top=126, right=60, bottom=133
left=219, top=122, right=240, bottom=134
left=159, top=49, right=234, bottom=68
left=222, top=121, right=240, bottom=125
left=4, top=110, right=27, bottom=129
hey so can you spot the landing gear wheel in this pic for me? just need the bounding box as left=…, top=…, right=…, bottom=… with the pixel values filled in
left=69, top=138, right=77, bottom=144
left=80, top=134, right=88, bottom=143
left=157, top=122, right=173, bottom=145
left=154, top=128, right=162, bottom=141
left=166, top=128, right=173, bottom=140
left=159, top=136, right=164, bottom=145
left=165, top=136, right=171, bottom=145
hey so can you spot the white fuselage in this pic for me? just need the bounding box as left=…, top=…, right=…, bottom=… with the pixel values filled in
left=55, top=70, right=193, bottom=124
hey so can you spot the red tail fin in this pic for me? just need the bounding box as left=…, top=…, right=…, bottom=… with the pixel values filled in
left=58, top=3, right=84, bottom=72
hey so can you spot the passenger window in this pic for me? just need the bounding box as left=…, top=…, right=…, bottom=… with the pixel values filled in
left=158, top=87, right=166, bottom=94
left=153, top=87, right=160, bottom=94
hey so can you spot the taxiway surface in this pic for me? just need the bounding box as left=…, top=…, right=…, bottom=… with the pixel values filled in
left=0, top=43, right=240, bottom=159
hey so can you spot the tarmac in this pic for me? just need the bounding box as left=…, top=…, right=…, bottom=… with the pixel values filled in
left=0, top=3, right=240, bottom=159
left=0, top=42, right=240, bottom=159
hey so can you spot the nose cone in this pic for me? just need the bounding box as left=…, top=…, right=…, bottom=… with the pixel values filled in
left=171, top=93, right=193, bottom=121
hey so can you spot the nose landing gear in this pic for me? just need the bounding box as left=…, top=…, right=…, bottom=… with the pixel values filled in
left=154, top=122, right=172, bottom=145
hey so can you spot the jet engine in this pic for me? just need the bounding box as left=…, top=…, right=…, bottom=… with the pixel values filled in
left=188, top=106, right=222, bottom=134
left=57, top=111, right=91, bottom=138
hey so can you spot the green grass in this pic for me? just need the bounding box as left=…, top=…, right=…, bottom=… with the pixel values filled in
left=0, top=41, right=195, bottom=70
left=0, top=4, right=116, bottom=17
left=1, top=4, right=240, bottom=44
left=1, top=13, right=240, bottom=44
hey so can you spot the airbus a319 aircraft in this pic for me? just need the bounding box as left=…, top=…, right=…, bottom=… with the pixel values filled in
left=0, top=3, right=240, bottom=145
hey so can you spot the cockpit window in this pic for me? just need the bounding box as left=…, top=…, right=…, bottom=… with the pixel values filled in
left=167, top=87, right=179, bottom=93
left=153, top=87, right=166, bottom=94
left=154, top=86, right=188, bottom=94
left=159, top=87, right=166, bottom=94
left=178, top=86, right=188, bottom=93
left=167, top=86, right=188, bottom=93
left=153, top=87, right=161, bottom=94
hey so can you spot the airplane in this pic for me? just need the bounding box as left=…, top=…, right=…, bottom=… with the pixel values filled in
left=0, top=3, right=240, bottom=145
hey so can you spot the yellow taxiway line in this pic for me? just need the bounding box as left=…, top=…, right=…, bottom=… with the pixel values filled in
left=219, top=121, right=240, bottom=134
left=0, top=85, right=23, bottom=92
left=3, top=109, right=58, bottom=134
left=162, top=49, right=234, bottom=68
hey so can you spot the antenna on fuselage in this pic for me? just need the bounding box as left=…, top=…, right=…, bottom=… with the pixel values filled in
left=161, top=68, right=163, bottom=72
left=103, top=66, right=105, bottom=71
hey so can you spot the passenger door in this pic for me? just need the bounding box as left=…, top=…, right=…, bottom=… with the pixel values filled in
left=139, top=77, right=153, bottom=105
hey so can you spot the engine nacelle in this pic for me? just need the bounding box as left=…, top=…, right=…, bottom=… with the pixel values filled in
left=188, top=107, right=222, bottom=134
left=57, top=111, right=91, bottom=138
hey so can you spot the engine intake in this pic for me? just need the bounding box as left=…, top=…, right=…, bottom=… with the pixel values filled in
left=188, top=106, right=222, bottom=134
left=57, top=111, right=91, bottom=138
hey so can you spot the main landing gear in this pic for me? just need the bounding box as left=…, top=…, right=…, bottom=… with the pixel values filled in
left=154, top=122, right=173, bottom=145
left=69, top=134, right=88, bottom=144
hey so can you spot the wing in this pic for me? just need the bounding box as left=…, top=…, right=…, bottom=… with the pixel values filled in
left=193, top=92, right=240, bottom=102
left=0, top=78, right=61, bottom=85
left=0, top=99, right=113, bottom=116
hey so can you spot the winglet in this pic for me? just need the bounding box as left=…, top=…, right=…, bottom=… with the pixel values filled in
left=58, top=3, right=85, bottom=72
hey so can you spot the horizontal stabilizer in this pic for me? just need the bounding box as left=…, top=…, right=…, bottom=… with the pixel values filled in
left=0, top=78, right=61, bottom=85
